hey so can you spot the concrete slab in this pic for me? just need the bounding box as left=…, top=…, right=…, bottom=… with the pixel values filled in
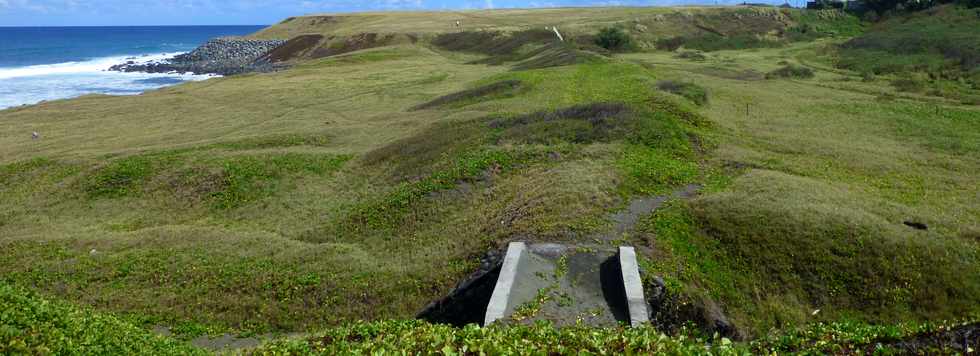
left=484, top=242, right=527, bottom=326
left=619, top=246, right=650, bottom=327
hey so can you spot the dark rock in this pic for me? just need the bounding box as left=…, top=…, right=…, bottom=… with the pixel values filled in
left=109, top=37, right=288, bottom=76
left=647, top=276, right=666, bottom=307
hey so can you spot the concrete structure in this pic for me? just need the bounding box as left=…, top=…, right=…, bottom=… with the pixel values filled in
left=619, top=246, right=650, bottom=327
left=484, top=242, right=527, bottom=325
left=481, top=242, right=649, bottom=327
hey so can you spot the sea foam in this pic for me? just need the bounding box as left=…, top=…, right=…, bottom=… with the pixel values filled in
left=0, top=53, right=215, bottom=109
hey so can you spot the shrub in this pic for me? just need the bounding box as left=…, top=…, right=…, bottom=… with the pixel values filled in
left=656, top=37, right=686, bottom=51
left=595, top=27, right=633, bottom=52
left=657, top=80, right=710, bottom=106
left=766, top=65, right=815, bottom=79
left=861, top=71, right=876, bottom=82
left=892, top=77, right=926, bottom=92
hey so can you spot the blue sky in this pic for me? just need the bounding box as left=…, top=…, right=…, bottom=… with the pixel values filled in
left=0, top=0, right=789, bottom=26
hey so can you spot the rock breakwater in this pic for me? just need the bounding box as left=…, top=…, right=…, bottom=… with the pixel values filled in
left=110, top=37, right=287, bottom=76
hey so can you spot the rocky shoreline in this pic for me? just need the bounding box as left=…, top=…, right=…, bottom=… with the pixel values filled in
left=109, top=37, right=287, bottom=76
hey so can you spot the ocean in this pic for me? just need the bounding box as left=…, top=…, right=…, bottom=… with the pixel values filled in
left=0, top=26, right=266, bottom=110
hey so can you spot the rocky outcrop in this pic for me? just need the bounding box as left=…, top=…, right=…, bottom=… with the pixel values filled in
left=110, top=37, right=287, bottom=76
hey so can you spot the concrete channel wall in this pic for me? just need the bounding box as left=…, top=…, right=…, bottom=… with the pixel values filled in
left=482, top=242, right=649, bottom=327
left=619, top=246, right=650, bottom=327
left=483, top=242, right=527, bottom=326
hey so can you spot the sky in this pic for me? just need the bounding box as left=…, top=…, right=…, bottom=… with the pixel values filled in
left=0, top=0, right=789, bottom=26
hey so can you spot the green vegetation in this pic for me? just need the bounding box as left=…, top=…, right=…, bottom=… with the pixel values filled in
left=835, top=5, right=980, bottom=102
left=655, top=8, right=863, bottom=52
left=0, top=282, right=202, bottom=355
left=1, top=4, right=979, bottom=353
left=657, top=80, right=710, bottom=106
left=766, top=64, right=815, bottom=79
left=252, top=319, right=979, bottom=354
left=595, top=27, right=633, bottom=52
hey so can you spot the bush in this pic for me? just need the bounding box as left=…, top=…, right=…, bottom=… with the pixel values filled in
left=656, top=37, right=686, bottom=51
left=892, top=77, right=926, bottom=92
left=595, top=27, right=633, bottom=52
left=766, top=65, right=815, bottom=79
left=657, top=80, right=710, bottom=106
left=861, top=71, right=876, bottom=82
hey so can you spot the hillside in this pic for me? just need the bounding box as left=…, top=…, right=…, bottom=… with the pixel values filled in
left=1, top=5, right=979, bottom=354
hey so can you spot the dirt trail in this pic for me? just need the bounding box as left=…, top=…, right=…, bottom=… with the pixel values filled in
left=595, top=184, right=702, bottom=242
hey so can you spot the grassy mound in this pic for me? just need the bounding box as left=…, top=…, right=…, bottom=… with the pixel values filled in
left=838, top=5, right=979, bottom=77
left=81, top=149, right=349, bottom=209
left=836, top=5, right=980, bottom=101
left=643, top=170, right=980, bottom=335
left=0, top=282, right=202, bottom=355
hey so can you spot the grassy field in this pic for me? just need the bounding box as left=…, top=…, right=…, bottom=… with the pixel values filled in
left=1, top=4, right=978, bottom=353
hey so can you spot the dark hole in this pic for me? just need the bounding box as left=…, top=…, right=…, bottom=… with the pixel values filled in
left=416, top=263, right=501, bottom=327
left=904, top=221, right=928, bottom=230
left=599, top=254, right=630, bottom=323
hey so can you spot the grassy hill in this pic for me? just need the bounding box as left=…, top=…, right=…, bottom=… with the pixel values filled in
left=1, top=4, right=978, bottom=353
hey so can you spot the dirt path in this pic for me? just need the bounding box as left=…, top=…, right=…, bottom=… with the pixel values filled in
left=594, top=184, right=702, bottom=242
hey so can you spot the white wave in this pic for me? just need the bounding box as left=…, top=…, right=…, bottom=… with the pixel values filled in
left=0, top=52, right=184, bottom=80
left=0, top=53, right=218, bottom=110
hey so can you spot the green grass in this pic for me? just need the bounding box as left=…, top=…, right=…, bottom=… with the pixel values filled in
left=618, top=145, right=699, bottom=195
left=79, top=149, right=351, bottom=209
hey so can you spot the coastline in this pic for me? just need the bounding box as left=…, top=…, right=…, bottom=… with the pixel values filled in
left=109, top=37, right=288, bottom=76
left=0, top=26, right=269, bottom=109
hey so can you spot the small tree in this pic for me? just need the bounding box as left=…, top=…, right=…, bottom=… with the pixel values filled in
left=595, top=27, right=633, bottom=52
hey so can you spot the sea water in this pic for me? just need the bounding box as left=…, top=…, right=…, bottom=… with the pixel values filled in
left=0, top=26, right=266, bottom=110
